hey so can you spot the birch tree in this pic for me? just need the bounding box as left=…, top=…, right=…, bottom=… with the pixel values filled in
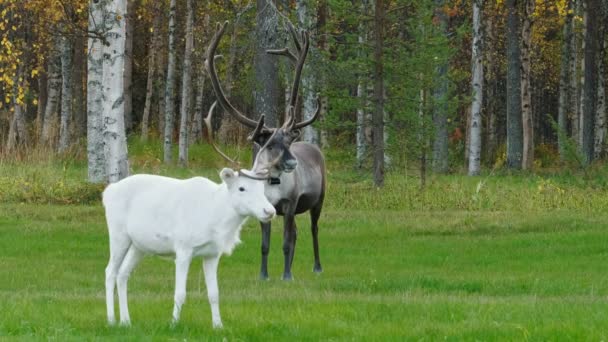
left=7, top=65, right=27, bottom=151
left=87, top=0, right=106, bottom=183
left=163, top=0, right=177, bottom=164
left=580, top=0, right=598, bottom=164
left=123, top=0, right=135, bottom=131
left=297, top=0, right=319, bottom=145
left=468, top=0, right=483, bottom=176
left=520, top=0, right=535, bottom=170
left=178, top=0, right=194, bottom=167
left=40, top=49, right=61, bottom=146
left=102, top=0, right=129, bottom=183
left=58, top=33, right=73, bottom=153
left=593, top=3, right=606, bottom=158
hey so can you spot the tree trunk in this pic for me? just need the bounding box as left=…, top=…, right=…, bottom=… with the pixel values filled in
left=87, top=0, right=106, bottom=183
left=141, top=1, right=161, bottom=142
left=506, top=0, right=523, bottom=169
left=469, top=0, right=484, bottom=176
left=58, top=33, right=73, bottom=153
left=484, top=4, right=497, bottom=162
left=569, top=0, right=581, bottom=143
left=297, top=0, right=319, bottom=145
left=558, top=0, right=574, bottom=161
left=432, top=0, right=449, bottom=173
left=372, top=0, right=385, bottom=187
left=7, top=65, right=27, bottom=151
left=40, top=47, right=61, bottom=147
left=178, top=0, right=194, bottom=167
left=163, top=0, right=178, bottom=163
left=520, top=0, right=535, bottom=170
left=356, top=1, right=370, bottom=168
left=594, top=38, right=606, bottom=158
left=72, top=34, right=86, bottom=141
left=122, top=0, right=135, bottom=132
left=102, top=0, right=130, bottom=183
left=317, top=0, right=329, bottom=148
left=36, top=67, right=47, bottom=137
left=255, top=0, right=280, bottom=127
left=190, top=67, right=205, bottom=144
left=580, top=0, right=598, bottom=164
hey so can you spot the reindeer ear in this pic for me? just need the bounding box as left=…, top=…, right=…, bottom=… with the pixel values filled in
left=220, top=168, right=237, bottom=186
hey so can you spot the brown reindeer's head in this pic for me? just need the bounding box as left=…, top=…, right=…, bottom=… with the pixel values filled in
left=205, top=21, right=320, bottom=175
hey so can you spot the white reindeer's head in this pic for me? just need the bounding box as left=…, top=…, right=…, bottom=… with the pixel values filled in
left=220, top=168, right=276, bottom=223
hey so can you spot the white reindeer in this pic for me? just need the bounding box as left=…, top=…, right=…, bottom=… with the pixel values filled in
left=102, top=168, right=275, bottom=328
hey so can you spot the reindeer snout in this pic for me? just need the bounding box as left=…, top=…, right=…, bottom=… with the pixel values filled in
left=263, top=207, right=276, bottom=221
left=284, top=159, right=298, bottom=171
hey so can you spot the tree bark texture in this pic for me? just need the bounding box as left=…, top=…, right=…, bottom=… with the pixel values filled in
left=58, top=33, right=73, bottom=153
left=72, top=34, right=86, bottom=140
left=178, top=0, right=194, bottom=167
left=255, top=0, right=280, bottom=127
left=468, top=0, right=483, bottom=176
left=190, top=67, right=205, bottom=144
left=7, top=65, right=27, bottom=151
left=41, top=47, right=61, bottom=146
left=87, top=0, right=106, bottom=183
left=506, top=0, right=523, bottom=169
left=593, top=38, right=606, bottom=158
left=373, top=0, right=385, bottom=187
left=163, top=0, right=177, bottom=163
left=102, top=0, right=130, bottom=183
left=581, top=0, right=598, bottom=164
left=297, top=0, right=320, bottom=145
left=520, top=0, right=535, bottom=170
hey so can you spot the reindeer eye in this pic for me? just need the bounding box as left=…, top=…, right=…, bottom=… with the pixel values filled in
left=239, top=187, right=245, bottom=192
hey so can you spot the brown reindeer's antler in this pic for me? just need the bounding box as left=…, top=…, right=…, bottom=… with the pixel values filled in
left=204, top=102, right=240, bottom=168
left=206, top=21, right=261, bottom=129
left=267, top=22, right=320, bottom=130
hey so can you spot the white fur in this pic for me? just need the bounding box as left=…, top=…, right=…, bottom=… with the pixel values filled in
left=102, top=168, right=275, bottom=328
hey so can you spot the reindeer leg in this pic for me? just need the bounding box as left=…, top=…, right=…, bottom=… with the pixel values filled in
left=310, top=203, right=323, bottom=274
left=260, top=221, right=271, bottom=280
left=282, top=212, right=297, bottom=281
left=203, top=255, right=222, bottom=328
left=172, top=250, right=193, bottom=325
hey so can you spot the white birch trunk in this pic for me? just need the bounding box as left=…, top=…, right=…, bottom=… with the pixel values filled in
left=190, top=67, right=205, bottom=144
left=576, top=1, right=586, bottom=147
left=520, top=0, right=535, bottom=169
left=356, top=80, right=367, bottom=167
left=41, top=49, right=61, bottom=146
left=102, top=0, right=129, bottom=183
left=178, top=0, right=193, bottom=167
left=58, top=33, right=73, bottom=153
left=163, top=0, right=177, bottom=164
left=87, top=0, right=106, bottom=183
left=297, top=0, right=319, bottom=145
left=468, top=0, right=483, bottom=176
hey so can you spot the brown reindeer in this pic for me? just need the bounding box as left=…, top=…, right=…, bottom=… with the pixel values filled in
left=205, top=21, right=325, bottom=280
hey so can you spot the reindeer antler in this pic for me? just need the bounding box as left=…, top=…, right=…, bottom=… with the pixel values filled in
left=204, top=102, right=241, bottom=167
left=267, top=22, right=320, bottom=130
left=206, top=21, right=261, bottom=129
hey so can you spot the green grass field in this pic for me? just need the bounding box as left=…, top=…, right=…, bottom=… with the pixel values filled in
left=1, top=143, right=608, bottom=340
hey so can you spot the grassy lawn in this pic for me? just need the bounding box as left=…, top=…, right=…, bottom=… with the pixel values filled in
left=1, top=144, right=608, bottom=339
left=1, top=203, right=608, bottom=340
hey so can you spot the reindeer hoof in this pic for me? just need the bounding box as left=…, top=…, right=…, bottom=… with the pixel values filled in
left=282, top=273, right=293, bottom=281
left=313, top=265, right=323, bottom=274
